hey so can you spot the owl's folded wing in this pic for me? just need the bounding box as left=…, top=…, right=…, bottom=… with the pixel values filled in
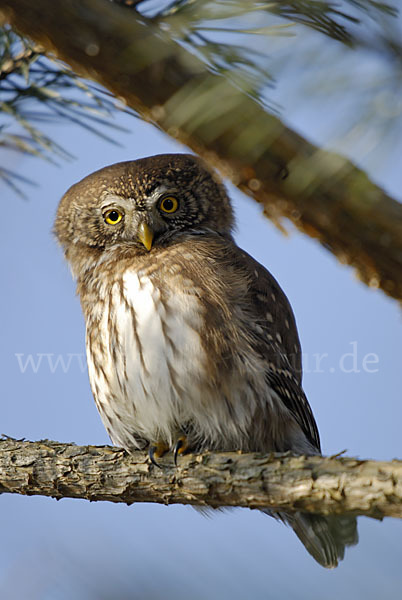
left=230, top=244, right=321, bottom=453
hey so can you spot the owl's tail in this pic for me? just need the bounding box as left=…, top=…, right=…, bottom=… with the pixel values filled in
left=287, top=512, right=358, bottom=568
left=264, top=510, right=358, bottom=568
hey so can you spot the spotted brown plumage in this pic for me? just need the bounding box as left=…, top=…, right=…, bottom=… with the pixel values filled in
left=55, top=153, right=357, bottom=568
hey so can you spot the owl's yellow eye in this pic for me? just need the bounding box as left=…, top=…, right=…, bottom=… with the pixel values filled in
left=103, top=209, right=123, bottom=225
left=159, top=196, right=179, bottom=214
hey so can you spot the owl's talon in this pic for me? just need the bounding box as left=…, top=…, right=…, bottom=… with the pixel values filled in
left=148, top=441, right=169, bottom=468
left=148, top=446, right=162, bottom=468
left=173, top=436, right=188, bottom=466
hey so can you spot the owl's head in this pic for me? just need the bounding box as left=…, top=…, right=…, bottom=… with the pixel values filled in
left=55, top=154, right=234, bottom=266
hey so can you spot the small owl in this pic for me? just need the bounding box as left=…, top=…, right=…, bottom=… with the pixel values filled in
left=55, top=153, right=357, bottom=568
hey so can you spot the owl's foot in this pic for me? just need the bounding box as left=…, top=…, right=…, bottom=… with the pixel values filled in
left=148, top=437, right=189, bottom=467
left=173, top=435, right=188, bottom=466
left=148, top=441, right=169, bottom=468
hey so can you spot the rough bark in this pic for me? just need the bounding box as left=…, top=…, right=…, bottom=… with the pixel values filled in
left=1, top=0, right=402, bottom=301
left=0, top=439, right=401, bottom=519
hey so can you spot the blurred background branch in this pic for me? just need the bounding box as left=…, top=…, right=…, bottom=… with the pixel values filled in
left=0, top=27, right=131, bottom=196
left=1, top=438, right=401, bottom=519
left=0, top=0, right=401, bottom=300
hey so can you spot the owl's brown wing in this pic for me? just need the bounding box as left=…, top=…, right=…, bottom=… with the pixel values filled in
left=264, top=369, right=321, bottom=453
left=231, top=245, right=321, bottom=452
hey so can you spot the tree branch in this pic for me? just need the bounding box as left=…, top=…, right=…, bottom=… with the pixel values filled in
left=1, top=439, right=401, bottom=519
left=1, top=0, right=402, bottom=300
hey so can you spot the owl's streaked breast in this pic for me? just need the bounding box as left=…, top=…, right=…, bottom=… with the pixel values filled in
left=86, top=267, right=208, bottom=450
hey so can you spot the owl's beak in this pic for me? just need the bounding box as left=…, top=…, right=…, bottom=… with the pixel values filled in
left=138, top=222, right=154, bottom=251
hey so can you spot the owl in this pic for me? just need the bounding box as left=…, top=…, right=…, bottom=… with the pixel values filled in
left=55, top=153, right=357, bottom=568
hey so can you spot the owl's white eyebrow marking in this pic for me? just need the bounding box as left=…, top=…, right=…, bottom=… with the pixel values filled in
left=140, top=185, right=180, bottom=209
left=150, top=185, right=168, bottom=197
left=144, top=186, right=167, bottom=206
left=149, top=185, right=179, bottom=201
left=100, top=195, right=130, bottom=210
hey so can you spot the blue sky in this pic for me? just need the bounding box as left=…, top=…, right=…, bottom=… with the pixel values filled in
left=1, top=82, right=401, bottom=597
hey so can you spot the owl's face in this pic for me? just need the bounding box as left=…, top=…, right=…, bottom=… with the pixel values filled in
left=55, top=154, right=234, bottom=268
